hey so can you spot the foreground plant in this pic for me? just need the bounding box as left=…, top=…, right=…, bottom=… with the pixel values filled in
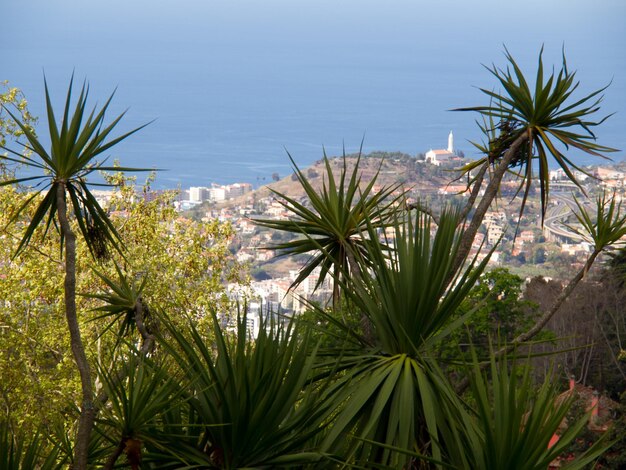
left=448, top=352, right=610, bottom=470
left=0, top=421, right=63, bottom=470
left=161, top=311, right=332, bottom=468
left=313, top=208, right=491, bottom=468
left=94, top=354, right=182, bottom=470
left=0, top=78, right=148, bottom=469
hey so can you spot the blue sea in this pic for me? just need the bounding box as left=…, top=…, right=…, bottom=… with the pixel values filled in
left=3, top=0, right=625, bottom=189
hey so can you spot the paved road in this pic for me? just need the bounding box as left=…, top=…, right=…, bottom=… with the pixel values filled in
left=543, top=192, right=592, bottom=243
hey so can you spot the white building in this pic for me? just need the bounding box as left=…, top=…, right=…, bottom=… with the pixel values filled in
left=209, top=186, right=227, bottom=202
left=189, top=186, right=210, bottom=203
left=425, top=131, right=460, bottom=166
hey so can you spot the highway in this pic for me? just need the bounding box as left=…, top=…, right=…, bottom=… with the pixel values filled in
left=543, top=191, right=592, bottom=243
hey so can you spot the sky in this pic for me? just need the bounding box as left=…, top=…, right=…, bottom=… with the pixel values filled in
left=2, top=0, right=625, bottom=187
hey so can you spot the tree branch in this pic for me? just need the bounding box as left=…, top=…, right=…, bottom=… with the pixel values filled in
left=406, top=201, right=440, bottom=225
left=455, top=248, right=600, bottom=394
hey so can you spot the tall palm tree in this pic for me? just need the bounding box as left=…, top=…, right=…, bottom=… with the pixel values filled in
left=0, top=77, right=149, bottom=469
left=451, top=47, right=617, bottom=277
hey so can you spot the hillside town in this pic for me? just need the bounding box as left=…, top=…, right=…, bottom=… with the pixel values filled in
left=91, top=141, right=626, bottom=327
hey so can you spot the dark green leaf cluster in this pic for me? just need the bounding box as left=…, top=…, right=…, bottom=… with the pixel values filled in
left=0, top=77, right=151, bottom=259
left=254, top=151, right=404, bottom=295
left=456, top=47, right=617, bottom=221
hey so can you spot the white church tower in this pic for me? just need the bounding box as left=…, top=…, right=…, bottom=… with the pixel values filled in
left=447, top=130, right=454, bottom=153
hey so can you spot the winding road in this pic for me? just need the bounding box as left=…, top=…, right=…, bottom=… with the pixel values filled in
left=543, top=186, right=592, bottom=243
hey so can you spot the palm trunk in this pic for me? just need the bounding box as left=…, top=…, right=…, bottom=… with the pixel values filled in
left=57, top=183, right=94, bottom=470
left=446, top=132, right=529, bottom=288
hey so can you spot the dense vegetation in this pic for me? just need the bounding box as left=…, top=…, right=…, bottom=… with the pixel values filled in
left=1, top=49, right=624, bottom=469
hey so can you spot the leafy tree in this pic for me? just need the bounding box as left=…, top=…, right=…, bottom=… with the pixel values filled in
left=442, top=268, right=541, bottom=361
left=0, top=79, right=151, bottom=468
left=0, top=81, right=36, bottom=150
left=0, top=179, right=242, bottom=436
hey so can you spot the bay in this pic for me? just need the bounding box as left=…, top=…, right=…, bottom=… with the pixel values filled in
left=3, top=0, right=625, bottom=189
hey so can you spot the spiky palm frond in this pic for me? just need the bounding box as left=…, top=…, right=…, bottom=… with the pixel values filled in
left=84, top=263, right=149, bottom=339
left=0, top=76, right=151, bottom=259
left=0, top=421, right=63, bottom=470
left=254, top=150, right=404, bottom=294
left=161, top=310, right=332, bottom=468
left=455, top=47, right=617, bottom=221
left=93, top=354, right=184, bottom=469
left=570, top=191, right=626, bottom=252
left=448, top=352, right=611, bottom=470
left=338, top=206, right=491, bottom=355
left=317, top=207, right=493, bottom=468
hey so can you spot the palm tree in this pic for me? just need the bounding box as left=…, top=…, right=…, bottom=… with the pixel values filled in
left=0, top=77, right=149, bottom=469
left=0, top=420, right=64, bottom=470
left=314, top=208, right=492, bottom=467
left=447, top=352, right=610, bottom=470
left=158, top=311, right=332, bottom=468
left=254, top=151, right=403, bottom=308
left=451, top=47, right=617, bottom=276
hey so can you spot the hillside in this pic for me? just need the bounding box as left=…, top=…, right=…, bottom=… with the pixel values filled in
left=226, top=152, right=460, bottom=205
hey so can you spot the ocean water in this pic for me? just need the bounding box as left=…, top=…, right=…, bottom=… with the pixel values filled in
left=3, top=0, right=625, bottom=189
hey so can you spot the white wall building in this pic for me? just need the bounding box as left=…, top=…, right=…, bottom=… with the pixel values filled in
left=425, top=131, right=460, bottom=166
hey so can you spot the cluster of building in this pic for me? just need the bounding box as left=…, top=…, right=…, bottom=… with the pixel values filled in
left=227, top=266, right=333, bottom=336
left=107, top=135, right=622, bottom=323
left=178, top=183, right=253, bottom=210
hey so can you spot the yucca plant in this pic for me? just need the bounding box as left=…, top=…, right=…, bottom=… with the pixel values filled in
left=458, top=47, right=616, bottom=218
left=447, top=352, right=610, bottom=470
left=93, top=354, right=184, bottom=470
left=161, top=310, right=333, bottom=468
left=84, top=263, right=154, bottom=354
left=0, top=420, right=63, bottom=470
left=316, top=207, right=492, bottom=468
left=0, top=77, right=149, bottom=469
left=254, top=150, right=403, bottom=308
left=452, top=48, right=617, bottom=275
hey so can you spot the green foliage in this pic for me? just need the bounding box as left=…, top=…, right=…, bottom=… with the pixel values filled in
left=449, top=353, right=610, bottom=470
left=0, top=181, right=242, bottom=434
left=254, top=152, right=403, bottom=298
left=0, top=77, right=151, bottom=259
left=0, top=421, right=63, bottom=470
left=160, top=312, right=331, bottom=468
left=94, top=354, right=184, bottom=469
left=443, top=268, right=541, bottom=360
left=315, top=208, right=492, bottom=468
left=456, top=47, right=617, bottom=221
left=348, top=207, right=490, bottom=355
left=570, top=191, right=626, bottom=252
left=84, top=262, right=148, bottom=340
left=0, top=82, right=36, bottom=152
